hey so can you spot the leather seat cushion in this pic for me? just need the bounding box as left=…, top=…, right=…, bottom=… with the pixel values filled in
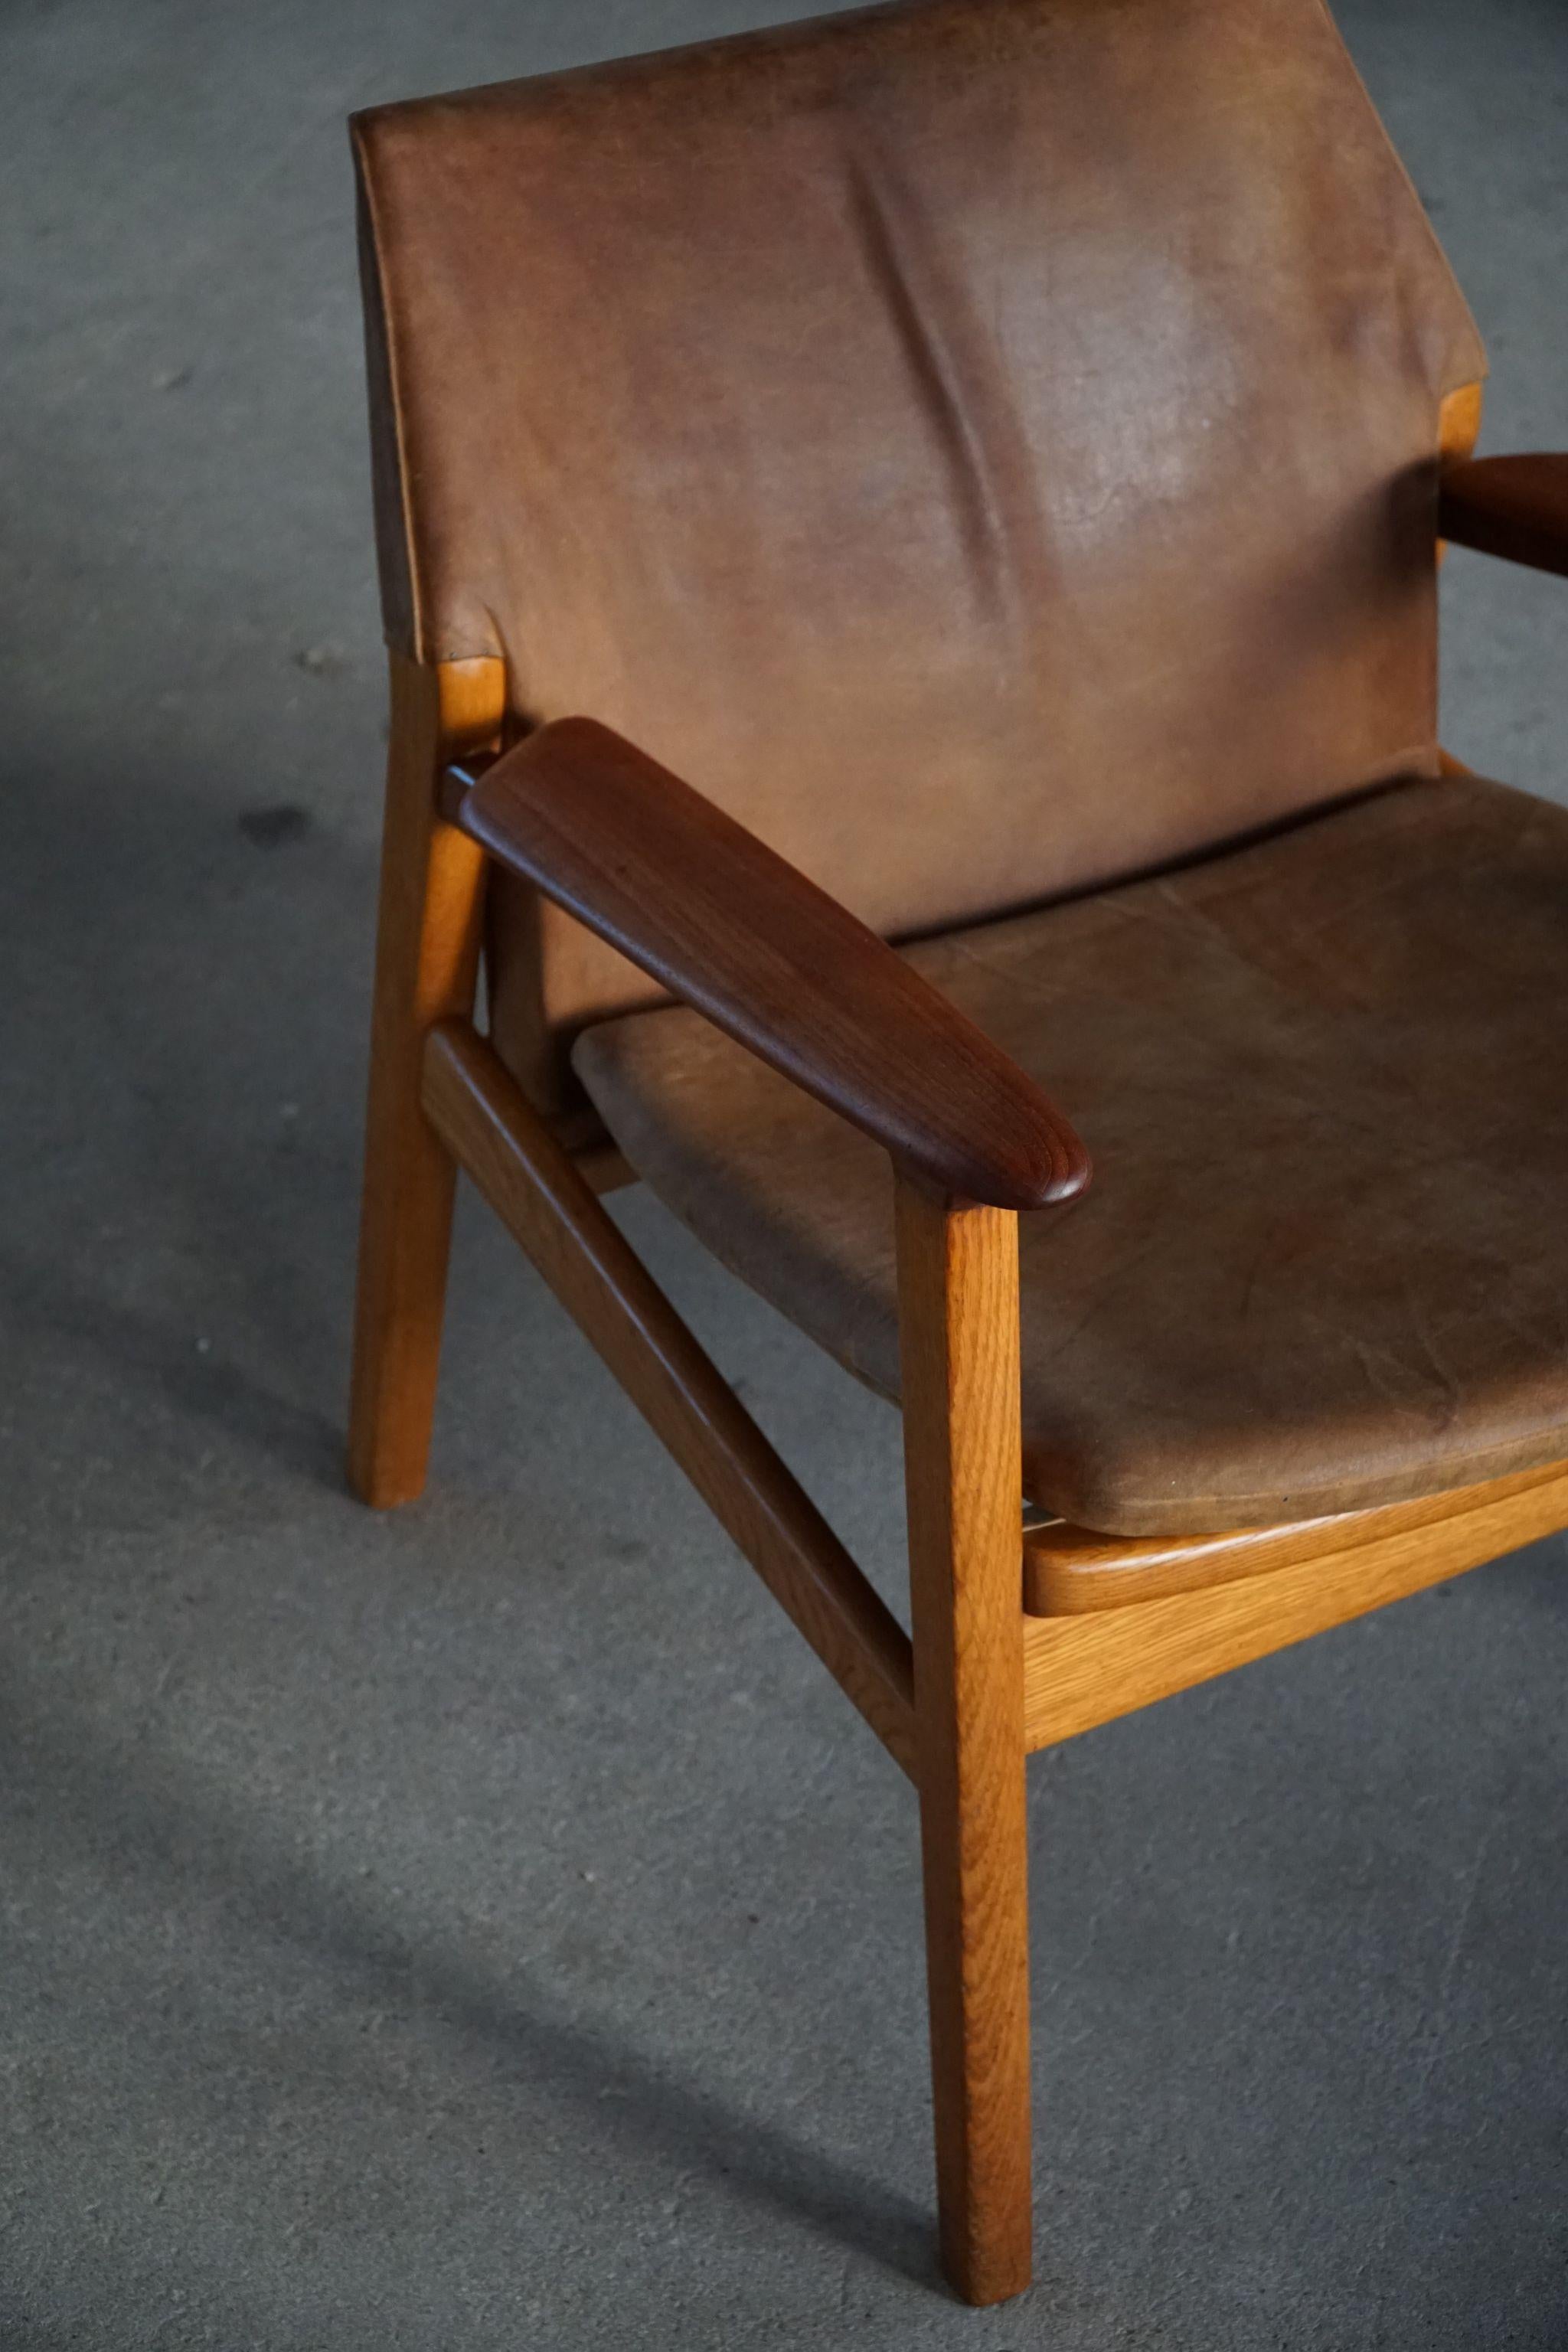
left=571, top=775, right=1568, bottom=1535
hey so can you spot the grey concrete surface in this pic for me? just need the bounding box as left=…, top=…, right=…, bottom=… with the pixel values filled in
left=2, top=1, right=1566, bottom=2344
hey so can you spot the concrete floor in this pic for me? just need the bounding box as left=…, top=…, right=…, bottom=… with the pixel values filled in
left=2, top=0, right=1566, bottom=2343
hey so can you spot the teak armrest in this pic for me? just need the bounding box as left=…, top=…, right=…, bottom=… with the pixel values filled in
left=449, top=718, right=1090, bottom=1212
left=1439, top=455, right=1568, bottom=578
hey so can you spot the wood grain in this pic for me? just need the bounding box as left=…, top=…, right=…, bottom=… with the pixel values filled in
left=348, top=652, right=506, bottom=1508
left=1437, top=381, right=1485, bottom=568
left=1024, top=1456, right=1568, bottom=1615
left=1024, top=1461, right=1568, bottom=1749
left=1439, top=381, right=1485, bottom=470
left=1439, top=453, right=1568, bottom=579
left=423, top=1019, right=918, bottom=1774
left=453, top=718, right=1089, bottom=1214
left=896, top=1180, right=1033, bottom=2307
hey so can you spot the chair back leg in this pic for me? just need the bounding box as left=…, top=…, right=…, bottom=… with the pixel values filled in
left=896, top=1178, right=1034, bottom=2305
left=348, top=653, right=504, bottom=1507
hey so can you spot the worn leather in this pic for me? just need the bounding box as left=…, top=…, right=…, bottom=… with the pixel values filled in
left=351, top=0, right=1485, bottom=1118
left=574, top=776, right=1568, bottom=1536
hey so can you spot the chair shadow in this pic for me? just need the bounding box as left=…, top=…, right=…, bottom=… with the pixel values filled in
left=0, top=1658, right=937, bottom=2295
left=0, top=1246, right=341, bottom=1492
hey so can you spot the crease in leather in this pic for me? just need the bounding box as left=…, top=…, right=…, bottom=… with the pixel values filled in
left=841, top=138, right=1044, bottom=635
left=352, top=160, right=424, bottom=665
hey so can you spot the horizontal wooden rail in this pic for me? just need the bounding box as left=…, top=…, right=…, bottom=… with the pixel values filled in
left=1023, top=1461, right=1568, bottom=1749
left=422, top=1020, right=918, bottom=1776
left=1024, top=1457, right=1568, bottom=1615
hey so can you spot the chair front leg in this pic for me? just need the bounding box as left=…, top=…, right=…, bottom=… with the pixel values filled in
left=348, top=652, right=504, bottom=1508
left=895, top=1175, right=1034, bottom=2306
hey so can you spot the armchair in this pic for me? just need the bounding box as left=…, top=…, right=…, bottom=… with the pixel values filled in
left=346, top=0, right=1568, bottom=2307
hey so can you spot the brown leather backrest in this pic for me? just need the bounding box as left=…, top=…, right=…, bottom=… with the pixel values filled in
left=352, top=0, right=1484, bottom=1116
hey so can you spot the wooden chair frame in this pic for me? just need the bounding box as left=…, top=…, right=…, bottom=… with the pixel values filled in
left=348, top=510, right=1568, bottom=2295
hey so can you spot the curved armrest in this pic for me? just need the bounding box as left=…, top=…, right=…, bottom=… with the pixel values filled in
left=450, top=718, right=1089, bottom=1213
left=1439, top=456, right=1568, bottom=578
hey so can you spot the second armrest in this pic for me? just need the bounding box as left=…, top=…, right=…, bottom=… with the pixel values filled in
left=1439, top=455, right=1568, bottom=578
left=451, top=718, right=1089, bottom=1214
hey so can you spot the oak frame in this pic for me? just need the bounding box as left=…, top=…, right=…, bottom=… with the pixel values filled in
left=348, top=570, right=1568, bottom=2306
